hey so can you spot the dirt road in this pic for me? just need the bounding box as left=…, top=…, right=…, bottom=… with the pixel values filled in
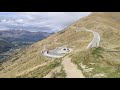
left=62, top=56, right=85, bottom=78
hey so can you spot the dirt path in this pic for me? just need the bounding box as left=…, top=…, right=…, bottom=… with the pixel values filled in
left=62, top=56, right=85, bottom=78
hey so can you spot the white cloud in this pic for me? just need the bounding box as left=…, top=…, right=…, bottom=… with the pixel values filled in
left=16, top=19, right=23, bottom=23
left=0, top=12, right=91, bottom=32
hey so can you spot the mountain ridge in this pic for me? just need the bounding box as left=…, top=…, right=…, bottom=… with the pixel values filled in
left=0, top=12, right=120, bottom=78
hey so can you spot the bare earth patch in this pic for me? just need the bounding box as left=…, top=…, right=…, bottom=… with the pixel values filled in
left=80, top=63, right=94, bottom=73
left=92, top=73, right=107, bottom=78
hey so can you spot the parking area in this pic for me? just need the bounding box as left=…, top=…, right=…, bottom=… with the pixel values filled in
left=42, top=46, right=72, bottom=58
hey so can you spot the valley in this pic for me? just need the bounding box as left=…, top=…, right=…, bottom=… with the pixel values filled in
left=0, top=29, right=52, bottom=62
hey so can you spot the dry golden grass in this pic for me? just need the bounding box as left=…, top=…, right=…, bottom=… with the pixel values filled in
left=0, top=12, right=120, bottom=78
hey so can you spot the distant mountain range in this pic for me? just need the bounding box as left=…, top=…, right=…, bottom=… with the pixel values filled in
left=0, top=29, right=53, bottom=53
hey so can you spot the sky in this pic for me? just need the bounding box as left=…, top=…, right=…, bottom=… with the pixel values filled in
left=0, top=12, right=91, bottom=33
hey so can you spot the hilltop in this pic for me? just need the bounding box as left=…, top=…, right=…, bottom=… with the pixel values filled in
left=0, top=12, right=120, bottom=78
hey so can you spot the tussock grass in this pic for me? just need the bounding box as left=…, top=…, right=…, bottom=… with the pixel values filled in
left=51, top=65, right=66, bottom=78
left=71, top=47, right=120, bottom=78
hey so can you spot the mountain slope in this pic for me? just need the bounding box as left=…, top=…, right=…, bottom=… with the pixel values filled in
left=0, top=12, right=120, bottom=78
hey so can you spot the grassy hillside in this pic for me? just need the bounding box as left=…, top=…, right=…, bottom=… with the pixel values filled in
left=0, top=12, right=120, bottom=78
left=71, top=47, right=120, bottom=78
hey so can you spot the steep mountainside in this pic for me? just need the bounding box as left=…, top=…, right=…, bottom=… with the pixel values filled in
left=0, top=12, right=120, bottom=78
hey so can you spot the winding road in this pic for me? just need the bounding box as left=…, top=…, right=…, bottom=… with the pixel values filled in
left=42, top=28, right=100, bottom=58
left=85, top=30, right=100, bottom=49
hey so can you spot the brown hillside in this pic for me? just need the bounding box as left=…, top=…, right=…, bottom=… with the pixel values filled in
left=0, top=12, right=120, bottom=78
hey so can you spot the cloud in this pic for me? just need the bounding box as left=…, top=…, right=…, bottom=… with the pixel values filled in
left=0, top=12, right=91, bottom=32
left=16, top=19, right=24, bottom=23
